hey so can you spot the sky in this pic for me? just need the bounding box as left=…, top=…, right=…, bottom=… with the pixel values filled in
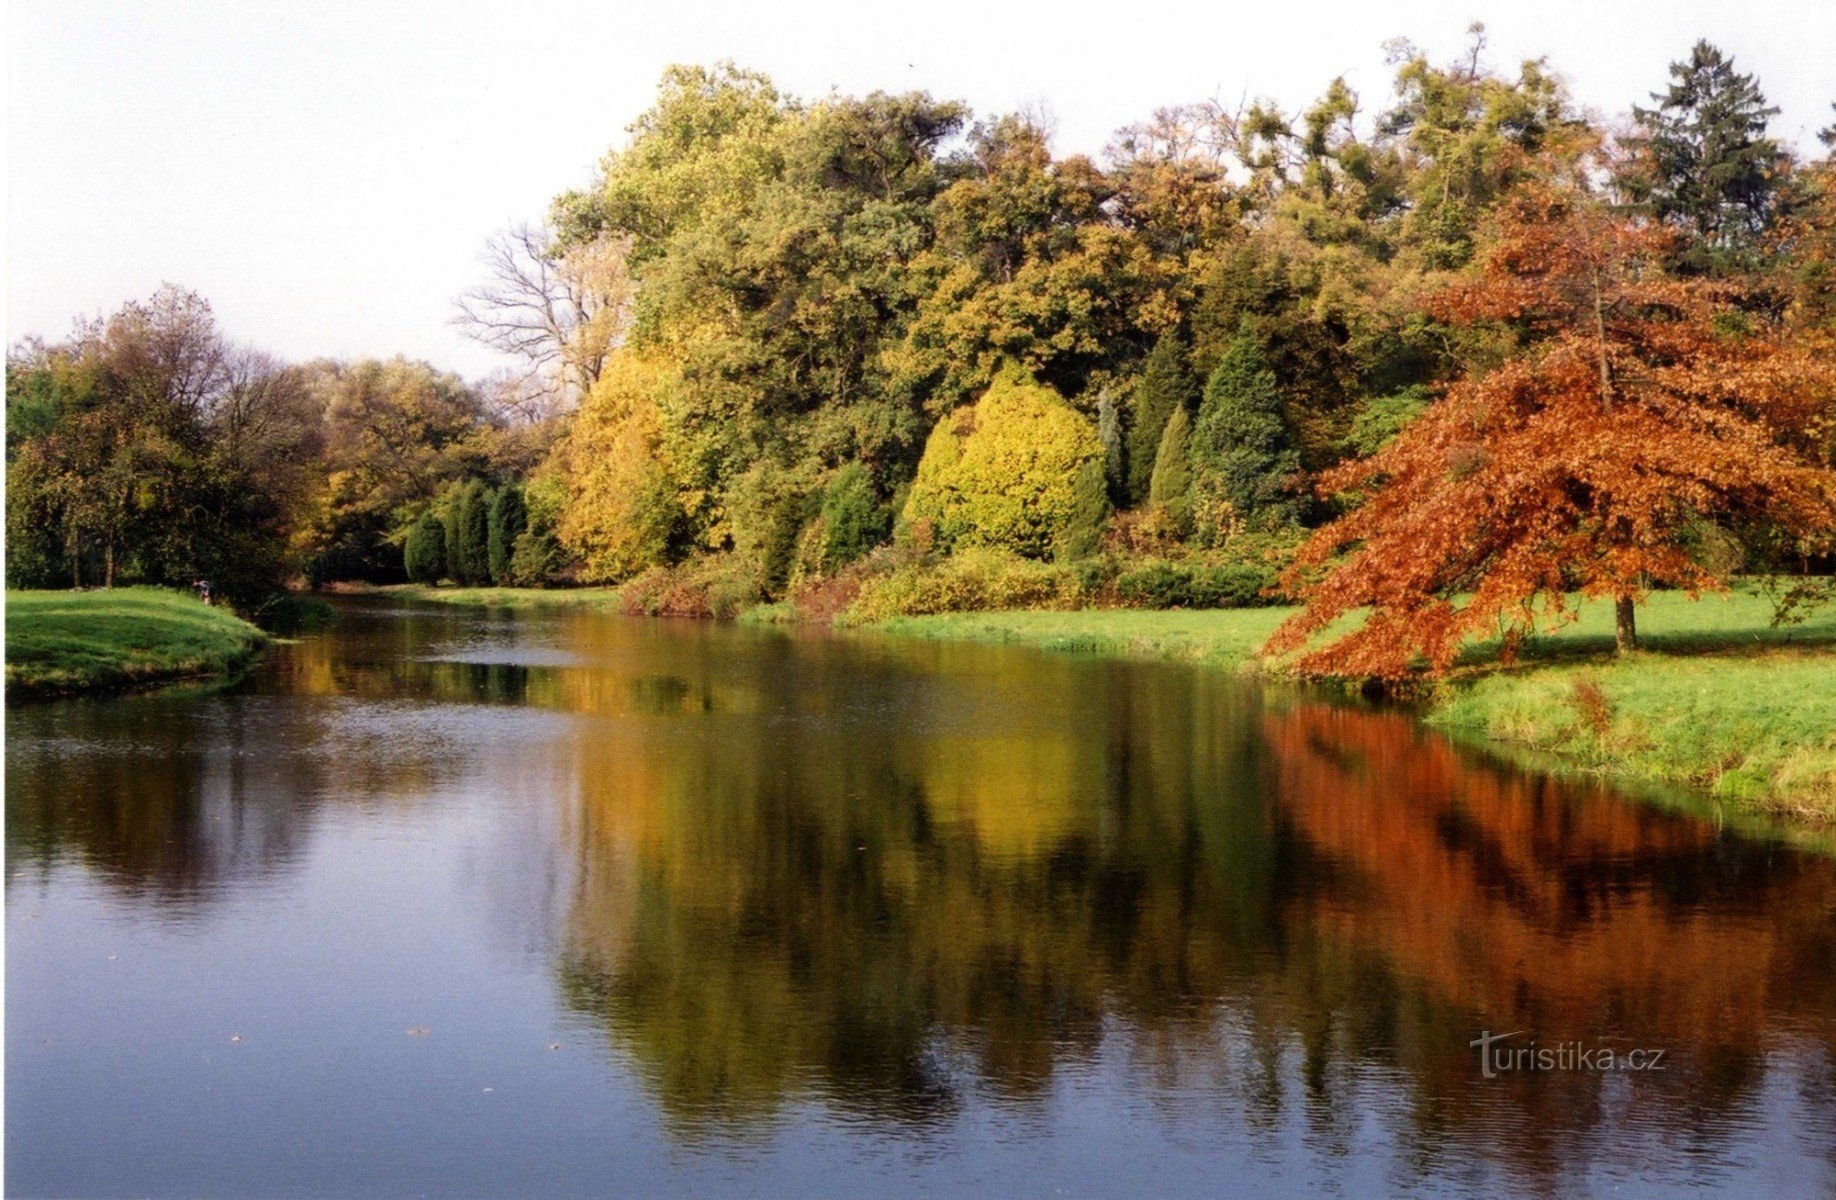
left=7, top=0, right=1834, bottom=379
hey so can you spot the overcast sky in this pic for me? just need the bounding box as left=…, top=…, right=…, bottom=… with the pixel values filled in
left=8, top=0, right=1833, bottom=378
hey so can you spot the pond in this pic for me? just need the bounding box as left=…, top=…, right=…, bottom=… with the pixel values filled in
left=7, top=597, right=1835, bottom=1197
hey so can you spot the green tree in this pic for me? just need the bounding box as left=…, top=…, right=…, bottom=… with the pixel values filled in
left=4, top=286, right=305, bottom=604
left=1126, top=331, right=1197, bottom=505
left=820, top=462, right=885, bottom=568
left=1148, top=404, right=1193, bottom=533
left=404, top=511, right=447, bottom=583
left=488, top=484, right=527, bottom=584
left=458, top=481, right=492, bottom=585
left=1623, top=40, right=1786, bottom=273
left=1191, top=331, right=1300, bottom=531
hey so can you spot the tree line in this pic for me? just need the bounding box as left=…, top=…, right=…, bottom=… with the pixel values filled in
left=9, top=30, right=1834, bottom=668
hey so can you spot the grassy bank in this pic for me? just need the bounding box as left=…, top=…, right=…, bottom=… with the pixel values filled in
left=1428, top=649, right=1835, bottom=819
left=875, top=587, right=1836, bottom=821
left=340, top=583, right=628, bottom=611
left=869, top=608, right=1294, bottom=672
left=5, top=587, right=267, bottom=698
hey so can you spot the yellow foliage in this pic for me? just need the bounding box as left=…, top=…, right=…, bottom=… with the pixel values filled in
left=902, top=372, right=1104, bottom=559
left=556, top=355, right=685, bottom=582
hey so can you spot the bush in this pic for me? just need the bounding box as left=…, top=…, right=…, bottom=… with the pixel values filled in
left=487, top=485, right=527, bottom=585
left=617, top=556, right=763, bottom=619
left=844, top=548, right=1088, bottom=622
left=404, top=511, right=447, bottom=583
left=1114, top=559, right=1281, bottom=609
left=1342, top=385, right=1432, bottom=458
left=903, top=372, right=1106, bottom=560
left=507, top=529, right=563, bottom=587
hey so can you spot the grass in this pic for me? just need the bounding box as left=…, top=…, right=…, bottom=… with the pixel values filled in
left=6, top=587, right=267, bottom=698
left=873, top=585, right=1836, bottom=822
left=345, top=582, right=629, bottom=611
left=868, top=607, right=1293, bottom=672
left=1428, top=649, right=1836, bottom=819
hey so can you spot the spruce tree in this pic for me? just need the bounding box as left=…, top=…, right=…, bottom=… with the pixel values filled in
left=1192, top=330, right=1300, bottom=531
left=1126, top=332, right=1197, bottom=506
left=487, top=484, right=527, bottom=585
left=1625, top=40, right=1785, bottom=273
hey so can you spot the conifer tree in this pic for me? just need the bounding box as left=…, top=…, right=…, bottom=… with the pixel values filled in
left=1057, top=456, right=1112, bottom=561
left=442, top=486, right=464, bottom=584
left=1126, top=332, right=1197, bottom=505
left=1148, top=404, right=1194, bottom=532
left=1096, top=389, right=1126, bottom=506
left=458, top=481, right=492, bottom=585
left=404, top=511, right=446, bottom=583
left=1192, top=330, right=1300, bottom=530
left=1624, top=40, right=1786, bottom=273
left=488, top=484, right=527, bottom=584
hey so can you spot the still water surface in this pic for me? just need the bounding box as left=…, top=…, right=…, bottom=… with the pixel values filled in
left=7, top=598, right=1836, bottom=1197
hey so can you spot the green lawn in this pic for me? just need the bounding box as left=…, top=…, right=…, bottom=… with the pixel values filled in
left=874, top=586, right=1836, bottom=820
left=362, top=583, right=629, bottom=611
left=6, top=587, right=266, bottom=698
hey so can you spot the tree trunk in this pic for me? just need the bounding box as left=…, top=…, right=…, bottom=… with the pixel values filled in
left=104, top=542, right=116, bottom=589
left=1614, top=594, right=1637, bottom=655
left=70, top=535, right=82, bottom=589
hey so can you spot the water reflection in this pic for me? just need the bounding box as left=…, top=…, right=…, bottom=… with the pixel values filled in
left=7, top=598, right=1834, bottom=1196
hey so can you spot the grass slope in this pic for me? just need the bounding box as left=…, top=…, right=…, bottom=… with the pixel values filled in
left=6, top=587, right=266, bottom=698
left=1429, top=650, right=1836, bottom=818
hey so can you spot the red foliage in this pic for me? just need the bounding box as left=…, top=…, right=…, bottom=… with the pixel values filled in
left=1268, top=183, right=1836, bottom=679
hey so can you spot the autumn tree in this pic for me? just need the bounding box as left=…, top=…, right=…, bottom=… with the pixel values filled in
left=455, top=222, right=633, bottom=412
left=1268, top=182, right=1836, bottom=679
left=5, top=287, right=307, bottom=601
left=309, top=358, right=489, bottom=581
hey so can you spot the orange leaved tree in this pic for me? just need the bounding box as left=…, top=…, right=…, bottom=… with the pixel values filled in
left=1267, top=182, right=1836, bottom=679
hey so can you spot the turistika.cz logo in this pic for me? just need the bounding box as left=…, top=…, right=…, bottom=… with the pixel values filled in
left=1469, top=1031, right=1668, bottom=1079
